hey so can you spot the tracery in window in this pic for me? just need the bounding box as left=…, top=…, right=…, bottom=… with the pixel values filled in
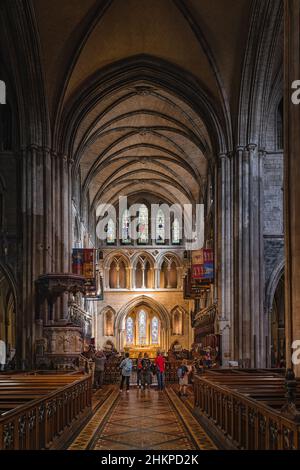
left=121, top=209, right=131, bottom=244
left=138, top=310, right=147, bottom=345
left=106, top=218, right=116, bottom=244
left=172, top=218, right=180, bottom=244
left=156, top=209, right=165, bottom=244
left=137, top=204, right=149, bottom=244
left=151, top=316, right=159, bottom=344
left=126, top=316, right=134, bottom=345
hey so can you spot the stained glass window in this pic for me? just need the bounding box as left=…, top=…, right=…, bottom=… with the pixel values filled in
left=137, top=204, right=149, bottom=244
left=106, top=218, right=116, bottom=244
left=138, top=310, right=147, bottom=345
left=126, top=317, right=134, bottom=345
left=172, top=218, right=180, bottom=244
left=121, top=209, right=131, bottom=244
left=156, top=209, right=165, bottom=244
left=151, top=316, right=159, bottom=344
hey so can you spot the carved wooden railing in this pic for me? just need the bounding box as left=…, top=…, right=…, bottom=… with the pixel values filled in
left=194, top=373, right=300, bottom=450
left=0, top=373, right=92, bottom=450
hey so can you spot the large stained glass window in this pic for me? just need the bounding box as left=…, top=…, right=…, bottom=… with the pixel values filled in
left=137, top=204, right=149, bottom=244
left=106, top=218, right=116, bottom=244
left=172, top=218, right=180, bottom=244
left=138, top=310, right=147, bottom=345
left=151, top=316, right=159, bottom=344
left=121, top=209, right=131, bottom=244
left=156, top=209, right=165, bottom=244
left=126, top=317, right=134, bottom=345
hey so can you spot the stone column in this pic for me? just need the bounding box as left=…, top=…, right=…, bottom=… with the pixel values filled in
left=154, top=267, right=159, bottom=289
left=284, top=0, right=300, bottom=376
left=231, top=145, right=265, bottom=368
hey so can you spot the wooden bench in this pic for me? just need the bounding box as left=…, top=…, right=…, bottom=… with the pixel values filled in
left=193, top=370, right=300, bottom=450
left=0, top=372, right=92, bottom=449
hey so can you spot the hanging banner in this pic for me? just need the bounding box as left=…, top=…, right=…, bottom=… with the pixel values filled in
left=192, top=249, right=214, bottom=281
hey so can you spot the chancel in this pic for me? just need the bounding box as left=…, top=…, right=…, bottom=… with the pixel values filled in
left=0, top=0, right=300, bottom=452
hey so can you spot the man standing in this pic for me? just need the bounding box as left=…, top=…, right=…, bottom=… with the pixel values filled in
left=155, top=351, right=166, bottom=391
left=94, top=351, right=106, bottom=389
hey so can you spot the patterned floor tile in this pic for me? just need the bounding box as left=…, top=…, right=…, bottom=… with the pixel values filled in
left=67, top=386, right=217, bottom=450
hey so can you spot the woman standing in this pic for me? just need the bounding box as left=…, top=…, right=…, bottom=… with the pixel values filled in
left=119, top=352, right=133, bottom=393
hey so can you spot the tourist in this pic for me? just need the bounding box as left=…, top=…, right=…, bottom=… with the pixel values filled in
left=94, top=350, right=106, bottom=389
left=155, top=351, right=165, bottom=391
left=141, top=353, right=152, bottom=390
left=119, top=352, right=133, bottom=393
left=137, top=352, right=143, bottom=388
left=177, top=359, right=189, bottom=397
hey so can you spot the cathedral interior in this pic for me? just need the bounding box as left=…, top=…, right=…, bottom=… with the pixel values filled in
left=0, top=0, right=300, bottom=453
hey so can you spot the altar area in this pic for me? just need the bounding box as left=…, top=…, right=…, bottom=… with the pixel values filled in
left=125, top=345, right=165, bottom=359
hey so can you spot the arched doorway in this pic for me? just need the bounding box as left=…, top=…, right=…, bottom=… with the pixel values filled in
left=0, top=263, right=17, bottom=366
left=270, top=274, right=285, bottom=368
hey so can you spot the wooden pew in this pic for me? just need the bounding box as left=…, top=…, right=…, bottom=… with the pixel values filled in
left=0, top=372, right=92, bottom=449
left=193, top=370, right=300, bottom=450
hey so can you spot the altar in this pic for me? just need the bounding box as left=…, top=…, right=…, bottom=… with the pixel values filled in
left=125, top=345, right=164, bottom=359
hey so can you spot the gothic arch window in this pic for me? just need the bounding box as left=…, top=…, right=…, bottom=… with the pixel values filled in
left=172, top=218, right=180, bottom=244
left=137, top=204, right=149, bottom=244
left=121, top=209, right=131, bottom=244
left=126, top=316, right=134, bottom=345
left=106, top=218, right=116, bottom=244
left=138, top=310, right=147, bottom=345
left=156, top=209, right=165, bottom=244
left=151, top=316, right=159, bottom=344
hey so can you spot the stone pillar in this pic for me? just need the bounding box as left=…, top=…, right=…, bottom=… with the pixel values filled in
left=154, top=267, right=159, bottom=289
left=141, top=266, right=146, bottom=289
left=284, top=0, right=300, bottom=376
left=218, top=153, right=233, bottom=366
left=231, top=145, right=265, bottom=367
left=166, top=265, right=171, bottom=289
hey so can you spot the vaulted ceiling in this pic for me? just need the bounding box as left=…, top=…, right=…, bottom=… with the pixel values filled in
left=32, top=0, right=253, bottom=209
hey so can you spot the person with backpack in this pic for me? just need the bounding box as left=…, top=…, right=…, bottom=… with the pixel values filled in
left=177, top=359, right=190, bottom=396
left=155, top=351, right=166, bottom=391
left=137, top=352, right=143, bottom=388
left=119, top=352, right=133, bottom=393
left=141, top=353, right=152, bottom=390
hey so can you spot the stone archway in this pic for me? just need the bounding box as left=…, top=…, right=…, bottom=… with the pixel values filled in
left=115, top=295, right=171, bottom=354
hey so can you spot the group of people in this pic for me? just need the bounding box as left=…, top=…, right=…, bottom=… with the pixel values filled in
left=84, top=344, right=193, bottom=396
left=119, top=351, right=166, bottom=393
left=119, top=351, right=192, bottom=396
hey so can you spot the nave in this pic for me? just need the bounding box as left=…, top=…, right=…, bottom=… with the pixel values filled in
left=68, top=385, right=215, bottom=451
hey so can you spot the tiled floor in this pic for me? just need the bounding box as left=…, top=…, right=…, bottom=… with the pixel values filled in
left=68, top=386, right=216, bottom=451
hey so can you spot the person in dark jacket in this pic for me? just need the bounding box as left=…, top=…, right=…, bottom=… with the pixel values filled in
left=137, top=352, right=143, bottom=388
left=141, top=353, right=152, bottom=390
left=94, top=351, right=106, bottom=389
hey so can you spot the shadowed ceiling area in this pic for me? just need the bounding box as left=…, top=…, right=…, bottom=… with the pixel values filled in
left=31, top=0, right=252, bottom=209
